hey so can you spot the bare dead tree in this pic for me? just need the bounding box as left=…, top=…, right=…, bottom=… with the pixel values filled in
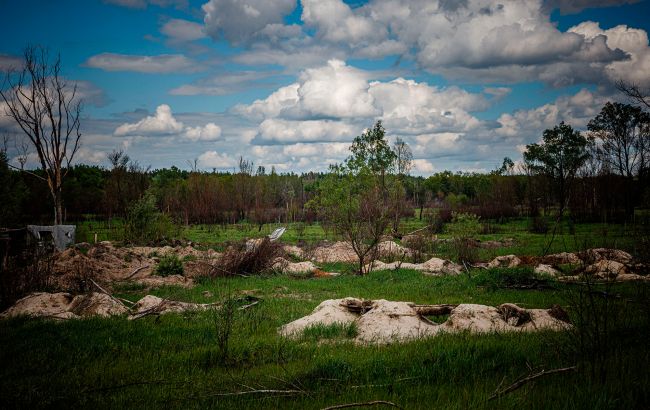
left=616, top=79, right=650, bottom=111
left=0, top=45, right=82, bottom=224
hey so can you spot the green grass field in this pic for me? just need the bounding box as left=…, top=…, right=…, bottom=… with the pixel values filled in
left=3, top=217, right=649, bottom=409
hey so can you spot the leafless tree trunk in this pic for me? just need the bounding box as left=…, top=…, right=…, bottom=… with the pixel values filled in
left=0, top=45, right=82, bottom=225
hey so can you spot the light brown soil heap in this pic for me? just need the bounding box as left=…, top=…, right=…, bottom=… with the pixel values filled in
left=51, top=241, right=221, bottom=290
left=367, top=257, right=462, bottom=276
left=128, top=295, right=217, bottom=319
left=279, top=298, right=570, bottom=344
left=487, top=255, right=522, bottom=269
left=0, top=292, right=129, bottom=320
left=1, top=292, right=217, bottom=320
left=272, top=257, right=320, bottom=274
left=310, top=241, right=412, bottom=264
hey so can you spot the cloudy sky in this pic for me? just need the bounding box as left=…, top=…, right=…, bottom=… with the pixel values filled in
left=1, top=0, right=649, bottom=174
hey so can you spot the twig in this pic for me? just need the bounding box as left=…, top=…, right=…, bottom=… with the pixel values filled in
left=206, top=389, right=303, bottom=397
left=124, top=264, right=150, bottom=280
left=238, top=300, right=260, bottom=310
left=489, top=366, right=576, bottom=401
left=405, top=225, right=431, bottom=236
left=321, top=400, right=403, bottom=410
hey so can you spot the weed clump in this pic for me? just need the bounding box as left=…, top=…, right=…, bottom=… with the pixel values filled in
left=155, top=254, right=184, bottom=277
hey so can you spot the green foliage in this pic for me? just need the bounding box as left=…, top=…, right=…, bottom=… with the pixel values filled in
left=301, top=323, right=358, bottom=342
left=446, top=212, right=482, bottom=264
left=154, top=254, right=184, bottom=277
left=445, top=212, right=482, bottom=239
left=124, top=193, right=179, bottom=245
left=346, top=120, right=396, bottom=175
left=524, top=122, right=590, bottom=212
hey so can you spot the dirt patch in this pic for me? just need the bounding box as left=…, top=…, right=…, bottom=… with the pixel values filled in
left=280, top=298, right=570, bottom=344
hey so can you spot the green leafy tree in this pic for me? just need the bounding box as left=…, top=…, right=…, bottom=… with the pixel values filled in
left=310, top=121, right=402, bottom=275
left=523, top=122, right=590, bottom=217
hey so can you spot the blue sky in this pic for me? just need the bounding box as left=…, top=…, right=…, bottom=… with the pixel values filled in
left=1, top=0, right=649, bottom=173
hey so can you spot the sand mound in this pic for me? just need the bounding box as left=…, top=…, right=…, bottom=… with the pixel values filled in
left=579, top=248, right=633, bottom=264
left=368, top=257, right=462, bottom=276
left=542, top=252, right=581, bottom=265
left=279, top=298, right=570, bottom=344
left=534, top=264, right=561, bottom=276
left=310, top=241, right=413, bottom=263
left=272, top=257, right=319, bottom=274
left=1, top=292, right=218, bottom=320
left=0, top=292, right=129, bottom=320
left=487, top=255, right=522, bottom=269
left=128, top=295, right=217, bottom=319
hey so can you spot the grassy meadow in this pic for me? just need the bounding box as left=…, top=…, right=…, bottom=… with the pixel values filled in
left=2, top=216, right=649, bottom=409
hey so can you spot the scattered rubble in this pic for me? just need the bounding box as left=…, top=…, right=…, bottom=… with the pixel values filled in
left=280, top=297, right=570, bottom=344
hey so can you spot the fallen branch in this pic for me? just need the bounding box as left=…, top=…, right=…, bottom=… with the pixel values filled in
left=125, top=264, right=150, bottom=280
left=90, top=279, right=131, bottom=312
left=321, top=400, right=403, bottom=410
left=489, top=366, right=576, bottom=401
left=208, top=389, right=303, bottom=397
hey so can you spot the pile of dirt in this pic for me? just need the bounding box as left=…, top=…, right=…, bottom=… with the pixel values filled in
left=367, top=257, right=462, bottom=276
left=542, top=252, right=581, bottom=265
left=0, top=292, right=129, bottom=320
left=486, top=255, right=522, bottom=269
left=1, top=292, right=219, bottom=320
left=279, top=297, right=571, bottom=344
left=129, top=295, right=217, bottom=319
left=311, top=241, right=359, bottom=263
left=534, top=264, right=562, bottom=276
left=272, top=257, right=320, bottom=274
left=51, top=241, right=222, bottom=291
left=310, top=241, right=414, bottom=264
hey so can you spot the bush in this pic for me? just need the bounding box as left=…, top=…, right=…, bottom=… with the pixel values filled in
left=528, top=215, right=549, bottom=233
left=445, top=212, right=482, bottom=264
left=219, top=238, right=283, bottom=277
left=154, top=254, right=184, bottom=277
left=124, top=194, right=180, bottom=245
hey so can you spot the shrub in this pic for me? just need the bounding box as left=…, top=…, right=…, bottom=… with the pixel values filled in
left=124, top=194, right=180, bottom=245
left=155, top=254, right=184, bottom=277
left=219, top=238, right=283, bottom=277
left=446, top=212, right=482, bottom=264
